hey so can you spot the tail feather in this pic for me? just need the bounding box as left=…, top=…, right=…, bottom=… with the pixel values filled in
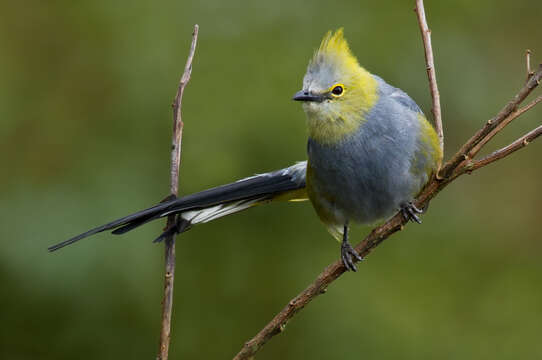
left=49, top=161, right=307, bottom=252
left=47, top=201, right=175, bottom=251
left=111, top=214, right=159, bottom=235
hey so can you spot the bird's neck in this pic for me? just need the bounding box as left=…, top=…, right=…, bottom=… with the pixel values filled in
left=306, top=70, right=379, bottom=145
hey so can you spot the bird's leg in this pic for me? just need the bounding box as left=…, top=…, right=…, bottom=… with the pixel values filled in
left=341, top=222, right=363, bottom=272
left=401, top=202, right=423, bottom=224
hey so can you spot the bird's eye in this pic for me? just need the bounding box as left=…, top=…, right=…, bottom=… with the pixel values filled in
left=331, top=84, right=344, bottom=96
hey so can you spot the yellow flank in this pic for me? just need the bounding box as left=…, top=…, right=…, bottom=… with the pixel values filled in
left=273, top=187, right=308, bottom=202
left=418, top=113, right=443, bottom=172
left=305, top=29, right=379, bottom=145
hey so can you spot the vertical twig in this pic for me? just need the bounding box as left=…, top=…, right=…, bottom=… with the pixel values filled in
left=157, top=24, right=199, bottom=360
left=415, top=0, right=444, bottom=154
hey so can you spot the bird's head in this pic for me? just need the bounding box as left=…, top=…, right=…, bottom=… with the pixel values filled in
left=294, top=29, right=379, bottom=144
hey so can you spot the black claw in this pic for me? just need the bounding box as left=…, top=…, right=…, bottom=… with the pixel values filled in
left=340, top=223, right=363, bottom=272
left=401, top=202, right=423, bottom=224
left=341, top=241, right=363, bottom=272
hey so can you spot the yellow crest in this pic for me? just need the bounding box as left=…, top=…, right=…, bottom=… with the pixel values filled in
left=311, top=28, right=360, bottom=71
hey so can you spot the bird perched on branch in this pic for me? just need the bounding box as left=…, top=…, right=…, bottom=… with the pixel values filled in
left=49, top=29, right=442, bottom=271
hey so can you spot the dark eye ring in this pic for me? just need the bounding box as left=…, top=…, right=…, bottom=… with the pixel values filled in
left=331, top=85, right=344, bottom=96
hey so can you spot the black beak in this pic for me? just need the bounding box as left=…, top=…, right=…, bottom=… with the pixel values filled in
left=292, top=90, right=325, bottom=102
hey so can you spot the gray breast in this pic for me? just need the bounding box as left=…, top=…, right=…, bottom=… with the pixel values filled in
left=307, top=78, right=424, bottom=225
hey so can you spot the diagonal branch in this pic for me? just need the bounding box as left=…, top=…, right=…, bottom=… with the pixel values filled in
left=439, top=64, right=542, bottom=179
left=415, top=0, right=444, bottom=154
left=467, top=124, right=542, bottom=172
left=467, top=95, right=542, bottom=157
left=157, top=24, right=199, bottom=360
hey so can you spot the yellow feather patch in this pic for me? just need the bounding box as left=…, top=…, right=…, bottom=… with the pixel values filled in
left=312, top=28, right=360, bottom=73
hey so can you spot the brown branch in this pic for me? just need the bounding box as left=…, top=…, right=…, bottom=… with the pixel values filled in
left=439, top=63, right=542, bottom=179
left=157, top=24, right=199, bottom=360
left=232, top=3, right=542, bottom=359
left=415, top=0, right=444, bottom=154
left=233, top=213, right=407, bottom=360
left=467, top=95, right=542, bottom=157
left=466, top=125, right=542, bottom=172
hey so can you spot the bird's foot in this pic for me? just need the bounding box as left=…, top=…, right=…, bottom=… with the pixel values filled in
left=401, top=202, right=423, bottom=224
left=341, top=240, right=363, bottom=272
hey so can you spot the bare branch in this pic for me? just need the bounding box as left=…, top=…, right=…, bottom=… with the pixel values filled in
left=233, top=212, right=407, bottom=360
left=415, top=0, right=444, bottom=154
left=439, top=64, right=542, bottom=179
left=157, top=24, right=199, bottom=360
left=170, top=25, right=199, bottom=195
left=467, top=95, right=542, bottom=157
left=467, top=125, right=542, bottom=172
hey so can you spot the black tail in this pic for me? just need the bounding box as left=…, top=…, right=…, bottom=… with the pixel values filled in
left=48, top=162, right=307, bottom=252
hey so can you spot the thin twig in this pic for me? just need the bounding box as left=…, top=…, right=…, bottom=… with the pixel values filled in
left=157, top=24, right=199, bottom=360
left=232, top=3, right=542, bottom=359
left=468, top=95, right=542, bottom=157
left=467, top=125, right=542, bottom=172
left=439, top=64, right=542, bottom=179
left=415, top=0, right=444, bottom=154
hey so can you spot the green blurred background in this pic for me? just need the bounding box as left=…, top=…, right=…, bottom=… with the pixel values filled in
left=1, top=0, right=541, bottom=359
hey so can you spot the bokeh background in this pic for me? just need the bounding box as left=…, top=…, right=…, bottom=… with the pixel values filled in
left=1, top=0, right=541, bottom=359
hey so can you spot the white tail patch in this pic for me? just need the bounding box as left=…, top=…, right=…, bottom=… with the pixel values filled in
left=180, top=198, right=262, bottom=225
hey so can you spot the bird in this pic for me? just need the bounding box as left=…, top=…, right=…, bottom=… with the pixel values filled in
left=49, top=29, right=442, bottom=272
